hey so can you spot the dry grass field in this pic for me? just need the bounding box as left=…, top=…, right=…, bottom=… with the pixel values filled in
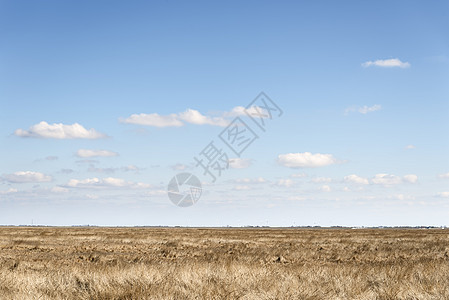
left=0, top=227, right=448, bottom=299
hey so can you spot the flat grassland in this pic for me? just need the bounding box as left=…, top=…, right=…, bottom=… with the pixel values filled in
left=0, top=227, right=448, bottom=299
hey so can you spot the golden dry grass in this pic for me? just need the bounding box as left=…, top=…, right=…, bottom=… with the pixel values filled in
left=0, top=227, right=448, bottom=299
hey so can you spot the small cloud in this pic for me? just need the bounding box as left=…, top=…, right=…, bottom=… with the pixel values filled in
left=233, top=177, right=267, bottom=184
left=229, top=158, right=252, bottom=169
left=223, top=106, right=270, bottom=119
left=87, top=166, right=117, bottom=174
left=222, top=106, right=248, bottom=118
left=358, top=105, right=382, bottom=114
left=120, top=106, right=272, bottom=128
left=389, top=194, right=415, bottom=201
left=119, top=113, right=183, bottom=127
left=89, top=165, right=144, bottom=174
left=15, top=121, right=107, bottom=139
left=278, top=152, right=339, bottom=168
left=274, top=179, right=294, bottom=187
left=0, top=188, right=18, bottom=195
left=1, top=171, right=52, bottom=183
left=371, top=174, right=402, bottom=186
left=120, top=108, right=230, bottom=127
left=436, top=192, right=449, bottom=198
left=344, top=174, right=369, bottom=185
left=171, top=163, right=190, bottom=171
left=76, top=149, right=119, bottom=158
left=310, top=177, right=332, bottom=184
left=51, top=186, right=68, bottom=193
left=371, top=173, right=417, bottom=186
left=290, top=173, right=307, bottom=178
left=438, top=172, right=449, bottom=179
left=345, top=105, right=381, bottom=115
left=321, top=185, right=331, bottom=192
left=76, top=159, right=99, bottom=165
left=288, top=196, right=306, bottom=201
left=45, top=156, right=58, bottom=161
left=59, top=168, right=74, bottom=174
left=121, top=165, right=142, bottom=172
left=178, top=109, right=228, bottom=126
left=405, top=145, right=416, bottom=150
left=65, top=177, right=152, bottom=189
left=146, top=189, right=167, bottom=196
left=234, top=185, right=251, bottom=191
left=362, top=58, right=410, bottom=68
left=403, top=174, right=418, bottom=184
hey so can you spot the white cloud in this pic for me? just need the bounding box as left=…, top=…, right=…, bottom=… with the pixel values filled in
left=224, top=106, right=270, bottom=118
left=171, top=164, right=186, bottom=171
left=344, top=174, right=369, bottom=185
left=290, top=173, right=307, bottom=178
left=310, top=177, right=332, bottom=183
left=65, top=177, right=151, bottom=189
left=362, top=58, right=410, bottom=68
left=390, top=194, right=415, bottom=201
left=146, top=189, right=167, bottom=196
left=120, top=106, right=271, bottom=128
left=403, top=174, right=418, bottom=184
left=119, top=113, right=183, bottom=127
left=87, top=166, right=117, bottom=174
left=321, top=185, right=331, bottom=192
left=51, top=186, right=69, bottom=193
left=76, top=159, right=99, bottom=165
left=233, top=177, right=266, bottom=184
left=370, top=173, right=418, bottom=186
left=88, top=165, right=142, bottom=173
left=223, top=106, right=247, bottom=117
left=275, top=179, right=294, bottom=187
left=358, top=105, right=382, bottom=114
left=288, top=196, right=306, bottom=201
left=438, top=172, right=449, bottom=179
left=278, top=152, right=339, bottom=168
left=14, top=121, right=107, bottom=139
left=76, top=149, right=119, bottom=158
left=371, top=174, right=402, bottom=186
left=436, top=192, right=449, bottom=198
left=122, top=165, right=140, bottom=172
left=178, top=109, right=228, bottom=126
left=405, top=145, right=416, bottom=149
left=120, top=108, right=229, bottom=127
left=229, top=158, right=252, bottom=169
left=234, top=185, right=251, bottom=191
left=1, top=171, right=52, bottom=183
left=0, top=188, right=18, bottom=195
left=345, top=105, right=381, bottom=114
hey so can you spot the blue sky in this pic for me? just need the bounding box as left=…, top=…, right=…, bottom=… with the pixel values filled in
left=1, top=0, right=448, bottom=226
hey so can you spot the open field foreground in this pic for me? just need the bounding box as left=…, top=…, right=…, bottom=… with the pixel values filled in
left=0, top=227, right=449, bottom=299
